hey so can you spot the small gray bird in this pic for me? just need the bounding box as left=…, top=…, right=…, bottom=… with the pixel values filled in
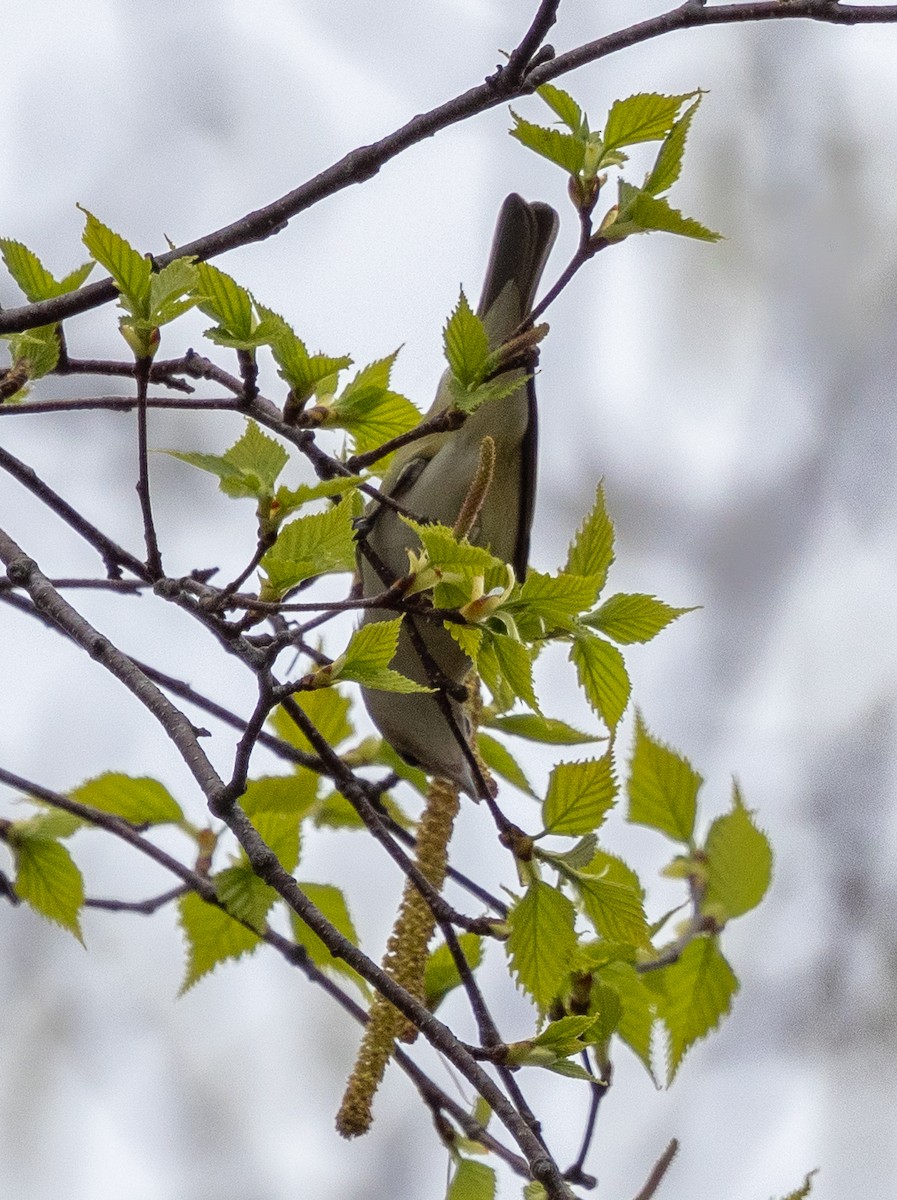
left=357, top=194, right=559, bottom=797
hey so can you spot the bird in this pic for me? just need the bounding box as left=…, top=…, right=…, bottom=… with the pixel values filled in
left=356, top=193, right=559, bottom=798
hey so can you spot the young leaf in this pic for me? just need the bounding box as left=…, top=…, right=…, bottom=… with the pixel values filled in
left=773, top=1171, right=818, bottom=1200
left=289, top=881, right=365, bottom=991
left=194, top=261, right=254, bottom=343
left=571, top=868, right=650, bottom=948
left=703, top=784, right=773, bottom=919
left=178, top=889, right=263, bottom=992
left=627, top=713, right=701, bottom=845
left=423, top=933, right=483, bottom=1011
left=536, top=83, right=584, bottom=133
left=260, top=305, right=352, bottom=402
left=508, top=112, right=586, bottom=175
left=661, top=936, right=738, bottom=1081
left=71, top=772, right=184, bottom=825
left=486, top=712, right=601, bottom=746
left=260, top=497, right=357, bottom=595
left=506, top=880, right=577, bottom=1012
left=542, top=757, right=617, bottom=836
left=610, top=188, right=721, bottom=243
left=269, top=687, right=354, bottom=754
left=240, top=772, right=319, bottom=817
left=599, top=960, right=659, bottom=1078
left=565, top=483, right=614, bottom=588
left=332, top=618, right=432, bottom=693
left=79, top=207, right=152, bottom=314
left=477, top=630, right=539, bottom=714
left=643, top=96, right=702, bottom=197
left=446, top=1158, right=496, bottom=1200
left=444, top=289, right=490, bottom=388
left=602, top=91, right=700, bottom=154
left=12, top=835, right=84, bottom=942
left=475, top=732, right=535, bottom=797
left=5, top=325, right=60, bottom=381
left=509, top=570, right=601, bottom=635
left=0, top=239, right=93, bottom=301
left=584, top=592, right=696, bottom=644
left=570, top=631, right=630, bottom=730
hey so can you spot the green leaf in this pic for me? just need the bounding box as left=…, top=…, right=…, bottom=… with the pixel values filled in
left=475, top=732, right=535, bottom=797
left=603, top=91, right=700, bottom=154
left=523, top=1184, right=548, bottom=1200
left=703, top=784, right=773, bottom=919
left=12, top=809, right=83, bottom=840
left=0, top=239, right=57, bottom=301
left=407, top=519, right=505, bottom=579
left=599, top=960, right=659, bottom=1078
left=168, top=419, right=289, bottom=502
left=570, top=632, right=630, bottom=730
left=423, top=933, right=483, bottom=1011
left=70, top=772, right=184, bottom=825
left=536, top=83, right=584, bottom=133
left=6, top=325, right=60, bottom=380
left=506, top=880, right=577, bottom=1012
left=510, top=570, right=601, bottom=635
left=261, top=497, right=357, bottom=595
left=13, top=835, right=84, bottom=942
left=240, top=772, right=319, bottom=818
left=610, top=187, right=721, bottom=243
left=269, top=687, right=353, bottom=753
left=509, top=112, right=586, bottom=175
left=248, top=809, right=302, bottom=875
left=273, top=475, right=364, bottom=523
left=147, top=257, right=197, bottom=325
left=572, top=867, right=650, bottom=948
left=446, top=1158, right=496, bottom=1200
left=260, top=305, right=352, bottom=402
left=194, top=261, right=254, bottom=342
left=333, top=618, right=432, bottom=693
left=644, top=96, right=701, bottom=196
left=178, top=887, right=263, bottom=992
left=487, top=712, right=601, bottom=746
left=661, top=936, right=738, bottom=1081
left=531, top=1013, right=600, bottom=1053
left=333, top=388, right=421, bottom=461
left=584, top=592, right=696, bottom=644
left=543, top=756, right=617, bottom=836
left=565, top=483, right=614, bottom=589
left=444, top=289, right=490, bottom=388
left=79, top=207, right=152, bottom=314
left=477, top=631, right=538, bottom=714
left=289, top=881, right=364, bottom=990
left=627, top=713, right=701, bottom=845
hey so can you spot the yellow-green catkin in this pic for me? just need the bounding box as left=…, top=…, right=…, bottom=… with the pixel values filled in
left=335, top=777, right=460, bottom=1137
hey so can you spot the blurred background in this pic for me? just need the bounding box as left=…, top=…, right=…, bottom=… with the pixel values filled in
left=1, top=2, right=896, bottom=1197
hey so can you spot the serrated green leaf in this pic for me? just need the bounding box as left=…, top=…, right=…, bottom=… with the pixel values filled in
left=57, top=261, right=95, bottom=294
left=540, top=1057, right=601, bottom=1083
left=478, top=631, right=538, bottom=713
left=627, top=713, right=701, bottom=845
left=603, top=91, right=700, bottom=154
left=703, top=785, right=773, bottom=919
left=585, top=592, right=696, bottom=644
left=598, top=960, right=658, bottom=1077
left=610, top=188, right=721, bottom=243
left=247, top=808, right=302, bottom=875
left=148, top=257, right=197, bottom=325
left=446, top=1158, right=496, bottom=1200
left=269, top=687, right=353, bottom=754
left=70, top=772, right=183, bottom=825
left=273, top=475, right=364, bottom=523
left=261, top=497, right=356, bottom=594
left=407, top=519, right=506, bottom=579
left=289, top=881, right=364, bottom=991
left=565, top=483, right=614, bottom=588
left=475, top=732, right=535, bottom=797
left=334, top=618, right=433, bottom=693
left=644, top=96, right=701, bottom=196
left=543, top=756, right=617, bottom=836
left=12, top=809, right=83, bottom=840
left=423, top=933, right=483, bottom=1011
left=536, top=83, right=584, bottom=133
left=444, top=289, right=490, bottom=388
left=662, top=936, right=738, bottom=1081
left=13, top=835, right=84, bottom=942
left=240, top=772, right=319, bottom=818
left=79, top=207, right=152, bottom=313
left=570, top=632, right=630, bottom=730
left=178, top=888, right=262, bottom=992
left=509, top=112, right=586, bottom=175
left=487, top=712, right=601, bottom=746
left=194, top=261, right=254, bottom=341
left=215, top=862, right=277, bottom=931
left=532, top=1013, right=599, bottom=1051
left=572, top=867, right=650, bottom=948
left=506, top=880, right=577, bottom=1012
left=260, top=305, right=352, bottom=401
left=0, top=239, right=57, bottom=301
left=510, top=570, right=601, bottom=635
left=7, top=325, right=60, bottom=380
left=330, top=384, right=421, bottom=461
